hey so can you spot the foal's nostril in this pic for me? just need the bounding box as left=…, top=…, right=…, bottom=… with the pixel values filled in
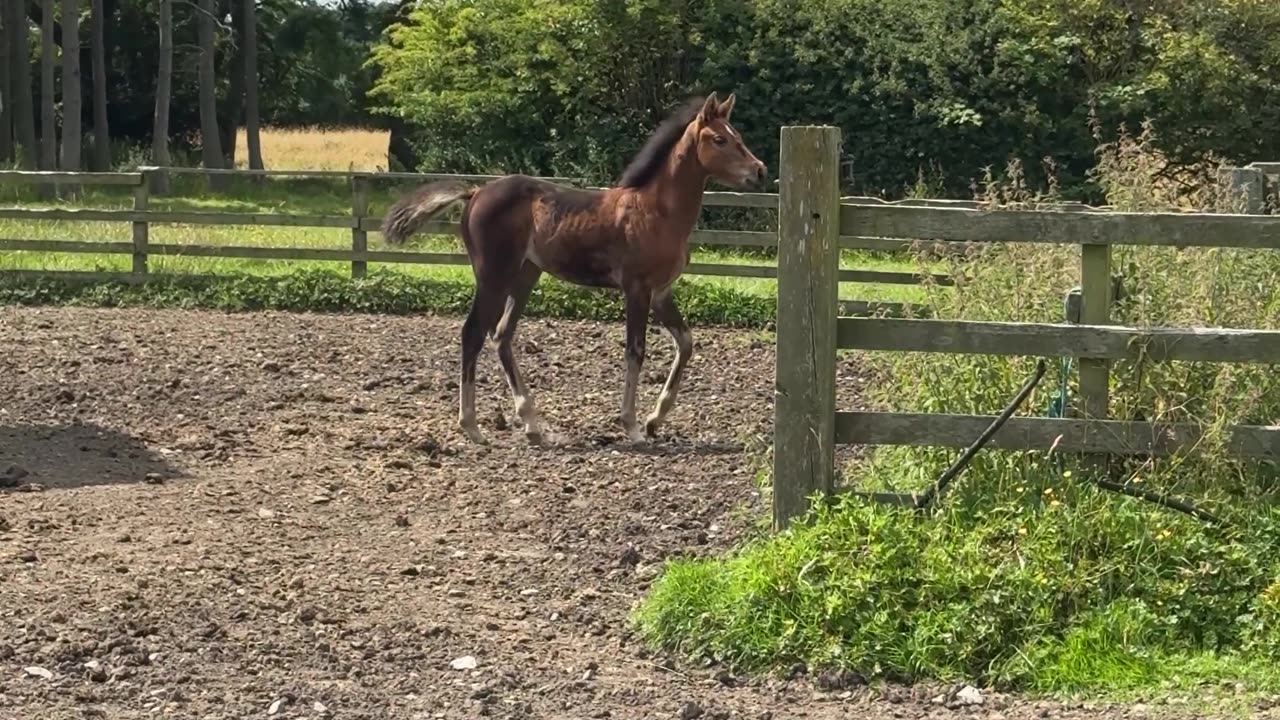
left=756, top=165, right=767, bottom=185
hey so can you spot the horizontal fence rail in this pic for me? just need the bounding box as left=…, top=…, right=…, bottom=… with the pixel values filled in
left=841, top=204, right=1280, bottom=249
left=837, top=318, right=1280, bottom=364
left=834, top=413, right=1280, bottom=459
left=0, top=170, right=145, bottom=185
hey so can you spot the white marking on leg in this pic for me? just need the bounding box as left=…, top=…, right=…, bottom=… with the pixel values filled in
left=498, top=335, right=545, bottom=442
left=645, top=326, right=692, bottom=435
left=621, top=355, right=645, bottom=443
left=513, top=387, right=543, bottom=441
left=459, top=381, right=484, bottom=443
left=492, top=296, right=516, bottom=340
left=514, top=391, right=537, bottom=424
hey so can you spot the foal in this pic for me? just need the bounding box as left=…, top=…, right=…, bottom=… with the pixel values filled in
left=381, top=92, right=766, bottom=445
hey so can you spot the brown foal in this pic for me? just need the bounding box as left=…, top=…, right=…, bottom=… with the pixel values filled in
left=380, top=92, right=766, bottom=445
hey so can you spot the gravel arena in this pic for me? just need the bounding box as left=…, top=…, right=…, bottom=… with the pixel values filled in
left=0, top=306, right=1249, bottom=719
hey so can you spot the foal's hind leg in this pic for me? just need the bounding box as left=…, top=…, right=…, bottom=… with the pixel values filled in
left=644, top=291, right=693, bottom=439
left=459, top=282, right=506, bottom=444
left=494, top=261, right=548, bottom=444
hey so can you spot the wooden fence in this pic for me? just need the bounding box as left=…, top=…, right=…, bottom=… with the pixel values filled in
left=772, top=126, right=1280, bottom=529
left=0, top=166, right=961, bottom=317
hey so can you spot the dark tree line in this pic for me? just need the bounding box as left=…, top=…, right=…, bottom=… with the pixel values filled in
left=0, top=0, right=398, bottom=175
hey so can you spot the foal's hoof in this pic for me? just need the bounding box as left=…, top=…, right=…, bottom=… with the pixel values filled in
left=644, top=416, right=663, bottom=440
left=525, top=429, right=561, bottom=446
left=459, top=423, right=488, bottom=445
left=624, top=426, right=649, bottom=445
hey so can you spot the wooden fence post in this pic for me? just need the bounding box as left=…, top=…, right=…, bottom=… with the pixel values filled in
left=773, top=125, right=841, bottom=530
left=1077, top=243, right=1113, bottom=478
left=1078, top=244, right=1112, bottom=418
left=1222, top=167, right=1266, bottom=214
left=133, top=172, right=151, bottom=275
left=351, top=173, right=370, bottom=279
left=148, top=164, right=170, bottom=196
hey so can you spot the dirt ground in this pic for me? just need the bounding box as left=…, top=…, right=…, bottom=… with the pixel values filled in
left=0, top=306, right=1260, bottom=719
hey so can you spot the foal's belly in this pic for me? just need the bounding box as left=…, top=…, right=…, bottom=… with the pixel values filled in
left=528, top=235, right=622, bottom=290
left=545, top=263, right=621, bottom=289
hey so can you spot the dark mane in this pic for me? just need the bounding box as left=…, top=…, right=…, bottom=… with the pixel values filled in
left=617, top=97, right=705, bottom=189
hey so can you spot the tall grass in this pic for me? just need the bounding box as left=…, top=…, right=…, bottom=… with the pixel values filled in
left=231, top=125, right=391, bottom=172
left=634, top=123, right=1280, bottom=701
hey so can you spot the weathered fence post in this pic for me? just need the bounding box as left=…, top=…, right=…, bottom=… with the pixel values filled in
left=351, top=173, right=370, bottom=279
left=1076, top=242, right=1113, bottom=479
left=144, top=164, right=170, bottom=196
left=1221, top=166, right=1267, bottom=214
left=132, top=171, right=151, bottom=275
left=1078, top=244, right=1111, bottom=420
left=773, top=125, right=842, bottom=530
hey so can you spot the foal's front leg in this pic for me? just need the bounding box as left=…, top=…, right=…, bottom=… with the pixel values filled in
left=620, top=287, right=651, bottom=443
left=644, top=291, right=692, bottom=439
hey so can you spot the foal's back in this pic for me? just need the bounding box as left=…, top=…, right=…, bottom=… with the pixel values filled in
left=466, top=174, right=630, bottom=290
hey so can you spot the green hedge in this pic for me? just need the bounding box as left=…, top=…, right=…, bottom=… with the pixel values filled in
left=0, top=268, right=777, bottom=328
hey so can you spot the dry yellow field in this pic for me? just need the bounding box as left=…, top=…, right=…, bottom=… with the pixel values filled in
left=232, top=126, right=390, bottom=171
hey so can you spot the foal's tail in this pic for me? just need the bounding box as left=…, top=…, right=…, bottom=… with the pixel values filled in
left=380, top=180, right=476, bottom=245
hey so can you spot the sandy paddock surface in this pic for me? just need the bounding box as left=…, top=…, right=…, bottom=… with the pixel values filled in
left=0, top=306, right=1242, bottom=719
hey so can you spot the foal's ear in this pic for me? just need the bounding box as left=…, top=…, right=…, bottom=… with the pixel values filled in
left=699, top=93, right=721, bottom=123
left=717, top=92, right=736, bottom=120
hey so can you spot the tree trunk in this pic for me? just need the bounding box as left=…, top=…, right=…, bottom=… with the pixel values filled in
left=150, top=0, right=173, bottom=194
left=7, top=0, right=38, bottom=169
left=217, top=0, right=244, bottom=169
left=243, top=0, right=263, bottom=172
left=40, top=0, right=57, bottom=172
left=89, top=0, right=110, bottom=170
left=387, top=117, right=419, bottom=172
left=1, top=5, right=14, bottom=163
left=197, top=0, right=227, bottom=190
left=60, top=0, right=82, bottom=177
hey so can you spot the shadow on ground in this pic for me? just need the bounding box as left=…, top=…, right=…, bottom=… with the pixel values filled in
left=0, top=423, right=184, bottom=491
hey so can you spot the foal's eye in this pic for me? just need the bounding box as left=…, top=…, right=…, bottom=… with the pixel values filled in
left=712, top=135, right=727, bottom=146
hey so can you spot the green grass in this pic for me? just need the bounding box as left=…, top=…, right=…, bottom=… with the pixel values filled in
left=0, top=173, right=935, bottom=312
left=0, top=266, right=791, bottom=327
left=632, top=129, right=1280, bottom=706
left=635, top=491, right=1280, bottom=711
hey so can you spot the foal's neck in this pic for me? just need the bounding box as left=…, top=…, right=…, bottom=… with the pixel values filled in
left=645, top=126, right=708, bottom=231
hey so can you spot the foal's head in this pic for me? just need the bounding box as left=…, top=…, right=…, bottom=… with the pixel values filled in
left=690, top=92, right=767, bottom=190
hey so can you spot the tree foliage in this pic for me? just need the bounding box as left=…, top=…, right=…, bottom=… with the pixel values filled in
left=3, top=0, right=1279, bottom=198
left=368, top=0, right=712, bottom=178
left=369, top=0, right=1280, bottom=199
